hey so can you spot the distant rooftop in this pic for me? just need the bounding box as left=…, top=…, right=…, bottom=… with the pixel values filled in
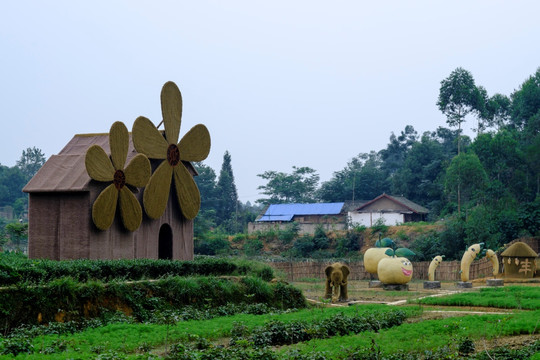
left=257, top=202, right=345, bottom=222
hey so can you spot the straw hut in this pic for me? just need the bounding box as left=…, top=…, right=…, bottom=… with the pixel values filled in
left=500, top=242, right=538, bottom=279
left=23, top=81, right=210, bottom=261
left=23, top=133, right=197, bottom=261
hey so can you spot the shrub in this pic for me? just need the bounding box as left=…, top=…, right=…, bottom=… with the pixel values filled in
left=0, top=336, right=34, bottom=356
left=244, top=238, right=264, bottom=256
left=194, top=237, right=231, bottom=255
left=371, top=218, right=389, bottom=236
left=292, top=235, right=316, bottom=258
left=280, top=222, right=300, bottom=244
left=335, top=229, right=363, bottom=257
left=231, top=309, right=407, bottom=348
left=313, top=225, right=330, bottom=250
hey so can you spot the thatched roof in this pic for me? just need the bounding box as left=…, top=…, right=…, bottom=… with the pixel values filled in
left=23, top=133, right=196, bottom=193
left=500, top=242, right=538, bottom=258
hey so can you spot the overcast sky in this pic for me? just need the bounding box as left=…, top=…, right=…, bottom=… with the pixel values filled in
left=1, top=1, right=539, bottom=203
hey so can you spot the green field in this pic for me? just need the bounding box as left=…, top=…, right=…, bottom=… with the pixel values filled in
left=413, top=286, right=540, bottom=310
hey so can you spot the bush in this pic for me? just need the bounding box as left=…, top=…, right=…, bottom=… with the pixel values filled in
left=292, top=235, right=315, bottom=258
left=408, top=231, right=444, bottom=261
left=313, top=225, right=330, bottom=250
left=231, top=309, right=407, bottom=348
left=244, top=239, right=264, bottom=256
left=335, top=229, right=363, bottom=257
left=194, top=237, right=231, bottom=255
left=0, top=336, right=34, bottom=356
left=280, top=222, right=300, bottom=244
left=371, top=218, right=389, bottom=236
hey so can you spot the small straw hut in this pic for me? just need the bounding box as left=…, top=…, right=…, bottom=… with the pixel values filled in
left=500, top=242, right=538, bottom=279
left=23, top=81, right=210, bottom=262
left=23, top=134, right=197, bottom=261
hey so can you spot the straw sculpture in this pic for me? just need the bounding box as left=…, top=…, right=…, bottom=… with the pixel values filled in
left=85, top=121, right=151, bottom=231
left=132, top=81, right=211, bottom=220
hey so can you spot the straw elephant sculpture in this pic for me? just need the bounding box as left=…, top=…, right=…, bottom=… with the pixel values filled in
left=324, top=262, right=350, bottom=302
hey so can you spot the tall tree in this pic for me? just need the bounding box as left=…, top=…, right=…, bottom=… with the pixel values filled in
left=437, top=68, right=484, bottom=213
left=16, top=147, right=46, bottom=181
left=193, top=162, right=219, bottom=234
left=257, top=166, right=319, bottom=205
left=437, top=67, right=483, bottom=154
left=215, top=151, right=239, bottom=230
left=510, top=68, right=540, bottom=197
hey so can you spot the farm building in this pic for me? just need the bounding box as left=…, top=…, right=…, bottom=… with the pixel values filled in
left=348, top=193, right=428, bottom=227
left=248, top=202, right=355, bottom=234
left=23, top=133, right=196, bottom=261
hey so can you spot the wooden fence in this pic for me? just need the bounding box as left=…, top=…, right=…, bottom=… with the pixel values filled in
left=268, top=257, right=497, bottom=282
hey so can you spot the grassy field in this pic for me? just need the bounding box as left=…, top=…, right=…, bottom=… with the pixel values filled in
left=413, top=285, right=540, bottom=310
left=2, top=284, right=540, bottom=359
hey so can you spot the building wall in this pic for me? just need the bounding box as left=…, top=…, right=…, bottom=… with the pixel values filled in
left=28, top=185, right=193, bottom=261
left=348, top=211, right=404, bottom=227
left=247, top=222, right=348, bottom=235
left=28, top=192, right=91, bottom=260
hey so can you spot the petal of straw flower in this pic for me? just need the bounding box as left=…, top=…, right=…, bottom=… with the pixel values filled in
left=132, top=81, right=210, bottom=220
left=85, top=121, right=151, bottom=231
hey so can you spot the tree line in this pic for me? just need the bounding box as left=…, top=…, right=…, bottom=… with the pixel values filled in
left=195, top=67, right=540, bottom=258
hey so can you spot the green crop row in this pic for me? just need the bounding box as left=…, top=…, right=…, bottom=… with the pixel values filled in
left=0, top=252, right=275, bottom=285
left=0, top=275, right=305, bottom=332
left=413, top=286, right=540, bottom=310
left=230, top=308, right=407, bottom=347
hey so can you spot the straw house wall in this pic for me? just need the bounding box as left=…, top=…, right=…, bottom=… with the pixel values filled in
left=24, top=134, right=194, bottom=261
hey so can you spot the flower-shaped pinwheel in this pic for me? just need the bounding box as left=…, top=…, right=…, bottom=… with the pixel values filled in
left=85, top=121, right=151, bottom=231
left=132, top=81, right=211, bottom=220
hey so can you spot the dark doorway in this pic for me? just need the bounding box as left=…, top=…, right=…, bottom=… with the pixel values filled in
left=158, top=223, right=173, bottom=260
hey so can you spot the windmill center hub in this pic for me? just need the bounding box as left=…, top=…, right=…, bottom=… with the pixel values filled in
left=113, top=170, right=126, bottom=190
left=167, top=144, right=180, bottom=166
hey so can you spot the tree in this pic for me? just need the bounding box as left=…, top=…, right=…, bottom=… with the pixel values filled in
left=0, top=165, right=26, bottom=207
left=379, top=125, right=418, bottom=176
left=472, top=131, right=523, bottom=184
left=319, top=152, right=389, bottom=202
left=510, top=68, right=540, bottom=197
left=391, top=132, right=446, bottom=216
left=16, top=147, right=46, bottom=181
left=5, top=222, right=28, bottom=251
left=437, top=67, right=484, bottom=153
left=510, top=67, right=540, bottom=134
left=215, top=151, right=239, bottom=231
left=257, top=166, right=319, bottom=205
left=193, top=162, right=219, bottom=235
left=484, top=93, right=511, bottom=130
left=444, top=153, right=488, bottom=209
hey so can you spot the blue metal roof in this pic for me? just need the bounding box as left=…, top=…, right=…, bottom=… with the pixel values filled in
left=256, top=202, right=344, bottom=222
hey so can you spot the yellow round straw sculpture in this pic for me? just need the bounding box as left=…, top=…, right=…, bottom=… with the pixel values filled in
left=85, top=121, right=151, bottom=231
left=132, top=81, right=211, bottom=220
